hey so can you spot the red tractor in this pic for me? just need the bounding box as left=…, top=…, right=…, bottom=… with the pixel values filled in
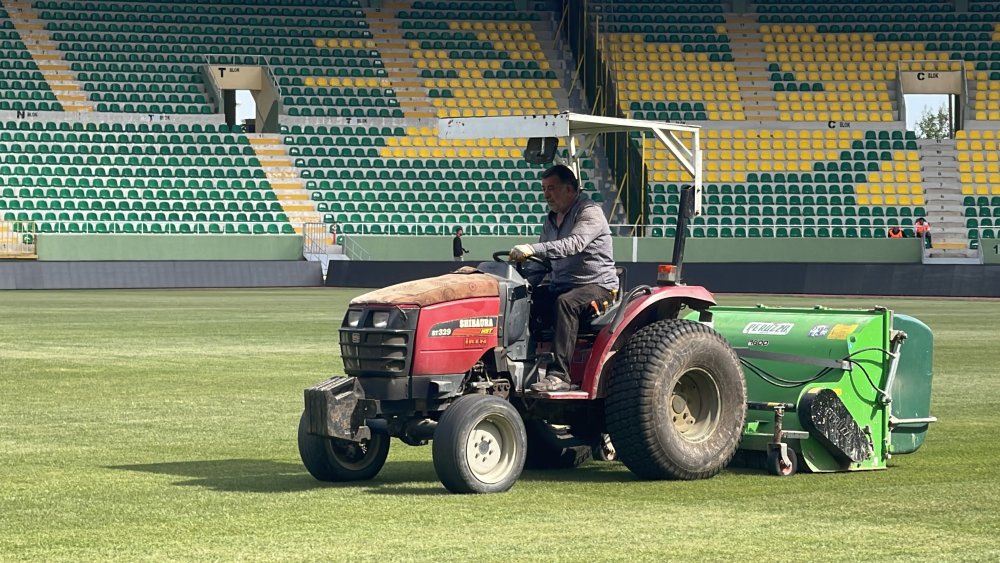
left=299, top=114, right=751, bottom=492
left=299, top=114, right=747, bottom=493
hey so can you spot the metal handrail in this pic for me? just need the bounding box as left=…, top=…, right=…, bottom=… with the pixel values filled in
left=302, top=222, right=334, bottom=253
left=341, top=234, right=372, bottom=261
left=554, top=0, right=570, bottom=50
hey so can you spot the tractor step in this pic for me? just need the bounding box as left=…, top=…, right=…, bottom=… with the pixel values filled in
left=519, top=390, right=590, bottom=400
left=799, top=388, right=872, bottom=463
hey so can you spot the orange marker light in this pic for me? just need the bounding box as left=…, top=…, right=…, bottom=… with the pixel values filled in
left=657, top=264, right=679, bottom=285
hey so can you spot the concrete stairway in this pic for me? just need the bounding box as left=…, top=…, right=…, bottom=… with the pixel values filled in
left=917, top=139, right=979, bottom=262
left=366, top=1, right=437, bottom=121
left=3, top=0, right=93, bottom=112
left=249, top=135, right=321, bottom=232
left=725, top=14, right=779, bottom=124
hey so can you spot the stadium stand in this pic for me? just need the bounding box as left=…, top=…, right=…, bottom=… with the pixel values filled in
left=0, top=119, right=296, bottom=234
left=956, top=128, right=1000, bottom=248
left=0, top=5, right=63, bottom=112
left=399, top=6, right=562, bottom=118
left=641, top=128, right=926, bottom=238
left=0, top=0, right=996, bottom=257
left=31, top=0, right=392, bottom=117
left=279, top=1, right=588, bottom=237
left=284, top=122, right=602, bottom=236
left=589, top=0, right=745, bottom=122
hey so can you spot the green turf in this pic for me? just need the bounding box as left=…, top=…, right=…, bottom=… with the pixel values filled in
left=1, top=289, right=998, bottom=561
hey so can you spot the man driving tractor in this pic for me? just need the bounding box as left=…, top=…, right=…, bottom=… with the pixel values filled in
left=509, top=164, right=619, bottom=392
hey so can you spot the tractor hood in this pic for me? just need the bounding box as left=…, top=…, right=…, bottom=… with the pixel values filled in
left=350, top=267, right=501, bottom=307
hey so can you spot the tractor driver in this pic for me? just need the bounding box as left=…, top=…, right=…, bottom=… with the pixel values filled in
left=509, top=164, right=619, bottom=392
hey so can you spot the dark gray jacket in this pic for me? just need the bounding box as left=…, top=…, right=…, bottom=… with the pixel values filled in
left=528, top=192, right=618, bottom=292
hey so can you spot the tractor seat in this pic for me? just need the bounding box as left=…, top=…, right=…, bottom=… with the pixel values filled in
left=585, top=302, right=620, bottom=332
left=533, top=301, right=621, bottom=341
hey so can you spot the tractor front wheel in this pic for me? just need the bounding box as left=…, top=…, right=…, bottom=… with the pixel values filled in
left=606, top=319, right=746, bottom=480
left=432, top=394, right=527, bottom=493
left=298, top=412, right=390, bottom=482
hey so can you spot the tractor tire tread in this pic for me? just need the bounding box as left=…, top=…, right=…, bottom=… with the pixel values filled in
left=605, top=318, right=746, bottom=480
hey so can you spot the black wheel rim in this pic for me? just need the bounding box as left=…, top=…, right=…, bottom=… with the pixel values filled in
left=328, top=436, right=379, bottom=470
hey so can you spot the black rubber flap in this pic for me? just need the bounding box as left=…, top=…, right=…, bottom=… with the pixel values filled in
left=799, top=388, right=872, bottom=463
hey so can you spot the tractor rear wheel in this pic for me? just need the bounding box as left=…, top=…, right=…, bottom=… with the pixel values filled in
left=432, top=394, right=527, bottom=493
left=606, top=319, right=746, bottom=480
left=298, top=412, right=390, bottom=482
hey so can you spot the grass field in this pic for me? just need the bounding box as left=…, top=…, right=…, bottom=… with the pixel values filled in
left=2, top=288, right=999, bottom=562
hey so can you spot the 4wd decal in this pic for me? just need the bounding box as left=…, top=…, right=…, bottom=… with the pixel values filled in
left=742, top=322, right=794, bottom=336
left=428, top=317, right=497, bottom=338
left=808, top=325, right=830, bottom=338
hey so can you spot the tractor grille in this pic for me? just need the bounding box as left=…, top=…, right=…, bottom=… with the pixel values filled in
left=339, top=306, right=418, bottom=377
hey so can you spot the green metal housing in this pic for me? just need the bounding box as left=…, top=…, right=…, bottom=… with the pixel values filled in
left=887, top=314, right=935, bottom=454
left=690, top=305, right=933, bottom=473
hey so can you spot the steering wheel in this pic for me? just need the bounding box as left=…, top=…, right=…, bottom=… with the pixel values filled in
left=491, top=250, right=553, bottom=273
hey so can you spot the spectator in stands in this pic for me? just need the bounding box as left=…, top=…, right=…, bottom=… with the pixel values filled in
left=509, top=164, right=618, bottom=392
left=452, top=227, right=468, bottom=261
left=887, top=225, right=906, bottom=239
left=915, top=217, right=932, bottom=248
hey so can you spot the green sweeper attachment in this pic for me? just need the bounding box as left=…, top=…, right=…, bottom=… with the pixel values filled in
left=688, top=306, right=934, bottom=476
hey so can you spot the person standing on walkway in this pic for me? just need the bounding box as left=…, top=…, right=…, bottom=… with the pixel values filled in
left=452, top=227, right=469, bottom=261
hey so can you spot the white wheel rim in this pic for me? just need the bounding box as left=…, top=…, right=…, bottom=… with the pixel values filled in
left=465, top=414, right=517, bottom=484
left=669, top=368, right=722, bottom=442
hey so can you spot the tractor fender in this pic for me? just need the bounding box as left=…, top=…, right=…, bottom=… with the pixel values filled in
left=579, top=285, right=717, bottom=398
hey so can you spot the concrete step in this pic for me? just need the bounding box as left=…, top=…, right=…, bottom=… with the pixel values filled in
left=398, top=100, right=430, bottom=108
left=282, top=203, right=316, bottom=212
left=269, top=181, right=304, bottom=189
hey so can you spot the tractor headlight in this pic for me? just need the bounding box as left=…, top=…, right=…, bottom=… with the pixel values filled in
left=346, top=309, right=363, bottom=327
left=372, top=311, right=390, bottom=328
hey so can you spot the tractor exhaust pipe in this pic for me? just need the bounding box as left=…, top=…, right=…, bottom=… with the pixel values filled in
left=670, top=184, right=696, bottom=282
left=659, top=184, right=696, bottom=286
